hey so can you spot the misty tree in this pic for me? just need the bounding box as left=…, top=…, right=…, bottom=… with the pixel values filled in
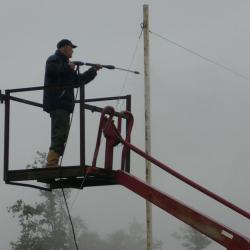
left=172, top=225, right=211, bottom=250
left=8, top=151, right=86, bottom=250
left=8, top=190, right=86, bottom=250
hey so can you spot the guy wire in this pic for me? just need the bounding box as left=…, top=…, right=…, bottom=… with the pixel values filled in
left=116, top=24, right=143, bottom=111
left=149, top=30, right=250, bottom=82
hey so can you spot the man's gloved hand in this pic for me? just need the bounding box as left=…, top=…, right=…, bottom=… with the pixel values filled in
left=68, top=62, right=76, bottom=71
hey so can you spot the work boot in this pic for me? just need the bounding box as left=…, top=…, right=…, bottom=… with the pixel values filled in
left=46, top=150, right=60, bottom=168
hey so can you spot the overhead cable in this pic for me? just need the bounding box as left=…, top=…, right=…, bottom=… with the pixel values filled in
left=149, top=30, right=250, bottom=82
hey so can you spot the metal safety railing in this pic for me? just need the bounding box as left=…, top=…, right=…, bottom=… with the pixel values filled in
left=1, top=83, right=131, bottom=189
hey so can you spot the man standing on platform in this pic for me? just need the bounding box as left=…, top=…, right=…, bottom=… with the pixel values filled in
left=43, top=39, right=101, bottom=167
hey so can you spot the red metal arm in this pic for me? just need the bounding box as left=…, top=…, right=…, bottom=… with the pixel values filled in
left=116, top=170, right=250, bottom=250
left=121, top=138, right=250, bottom=220
left=92, top=106, right=250, bottom=249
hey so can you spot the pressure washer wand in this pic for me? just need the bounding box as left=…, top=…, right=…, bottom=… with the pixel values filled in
left=112, top=66, right=140, bottom=75
left=73, top=61, right=140, bottom=74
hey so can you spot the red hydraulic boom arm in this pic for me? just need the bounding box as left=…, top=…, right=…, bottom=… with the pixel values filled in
left=92, top=106, right=250, bottom=250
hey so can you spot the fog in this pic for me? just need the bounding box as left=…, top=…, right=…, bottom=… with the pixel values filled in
left=0, top=1, right=249, bottom=249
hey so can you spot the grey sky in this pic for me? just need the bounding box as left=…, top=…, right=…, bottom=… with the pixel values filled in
left=0, top=1, right=250, bottom=249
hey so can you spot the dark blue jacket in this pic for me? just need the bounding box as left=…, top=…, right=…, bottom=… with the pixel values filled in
left=43, top=50, right=97, bottom=113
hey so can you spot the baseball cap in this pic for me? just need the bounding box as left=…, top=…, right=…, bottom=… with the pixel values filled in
left=57, top=39, right=77, bottom=49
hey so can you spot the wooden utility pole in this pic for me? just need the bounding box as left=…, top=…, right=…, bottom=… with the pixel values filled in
left=143, top=4, right=152, bottom=250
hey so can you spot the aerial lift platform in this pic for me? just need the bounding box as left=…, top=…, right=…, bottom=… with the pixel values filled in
left=1, top=86, right=249, bottom=250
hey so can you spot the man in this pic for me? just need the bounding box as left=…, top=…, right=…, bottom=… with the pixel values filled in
left=43, top=39, right=101, bottom=167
